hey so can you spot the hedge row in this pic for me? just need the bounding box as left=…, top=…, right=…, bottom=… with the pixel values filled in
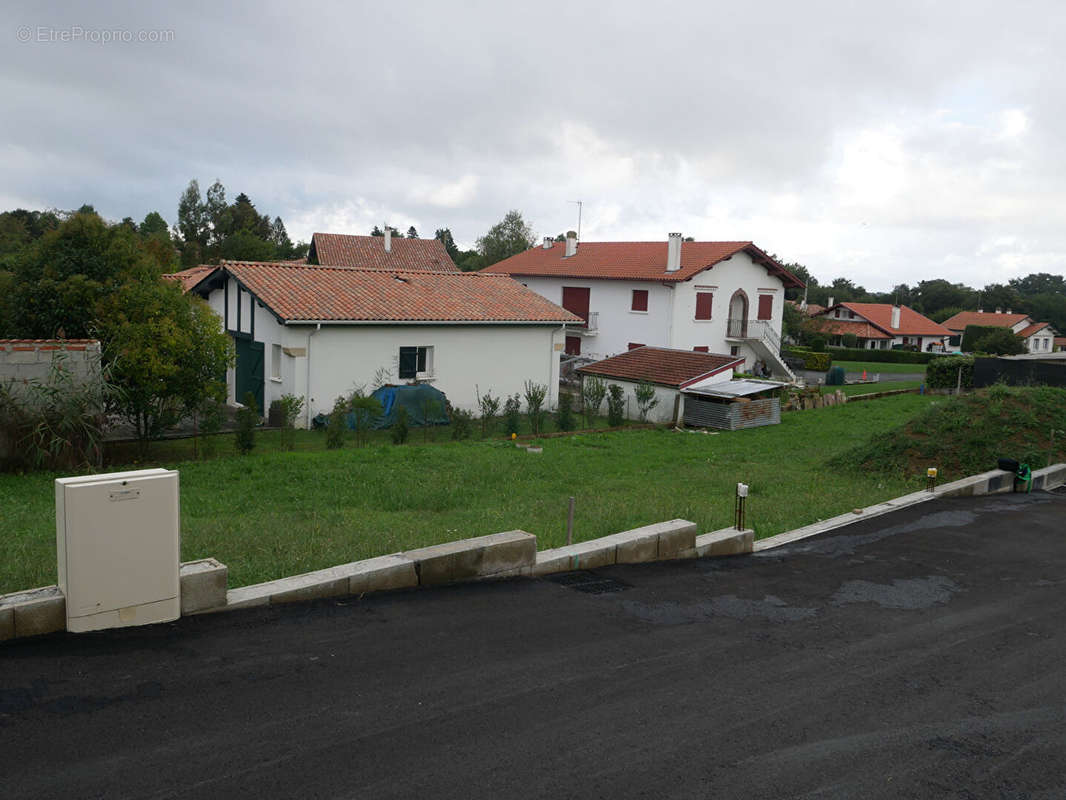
left=799, top=351, right=832, bottom=371
left=927, top=355, right=974, bottom=389
left=826, top=346, right=936, bottom=364
left=960, top=325, right=1002, bottom=353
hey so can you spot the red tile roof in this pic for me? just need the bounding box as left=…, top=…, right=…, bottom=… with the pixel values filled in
left=1017, top=322, right=1053, bottom=338
left=164, top=265, right=215, bottom=291
left=814, top=319, right=892, bottom=339
left=188, top=262, right=581, bottom=324
left=820, top=303, right=951, bottom=337
left=577, top=346, right=742, bottom=388
left=940, top=311, right=1031, bottom=332
left=310, top=233, right=458, bottom=272
left=484, top=241, right=804, bottom=287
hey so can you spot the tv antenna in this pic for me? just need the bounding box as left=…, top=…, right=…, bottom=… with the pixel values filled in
left=568, top=200, right=582, bottom=242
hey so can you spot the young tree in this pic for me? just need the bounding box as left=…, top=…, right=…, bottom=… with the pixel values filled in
left=349, top=388, right=383, bottom=447
left=581, top=375, right=607, bottom=427
left=633, top=380, right=660, bottom=422
left=476, top=210, right=536, bottom=267
left=406, top=226, right=419, bottom=239
left=606, top=384, right=626, bottom=427
left=475, top=385, right=500, bottom=438
left=434, top=228, right=460, bottom=262
left=523, top=380, right=548, bottom=434
left=234, top=392, right=258, bottom=455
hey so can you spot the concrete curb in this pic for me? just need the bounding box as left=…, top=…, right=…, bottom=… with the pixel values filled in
left=696, top=528, right=754, bottom=557
left=180, top=558, right=228, bottom=615
left=0, top=586, right=65, bottom=640
left=533, top=520, right=697, bottom=577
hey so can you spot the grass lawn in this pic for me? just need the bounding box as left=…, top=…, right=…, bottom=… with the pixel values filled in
left=821, top=380, right=923, bottom=396
left=832, top=360, right=927, bottom=375
left=0, top=394, right=940, bottom=595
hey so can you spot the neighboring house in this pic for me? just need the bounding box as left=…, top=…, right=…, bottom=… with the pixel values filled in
left=812, top=303, right=951, bottom=351
left=485, top=233, right=804, bottom=380
left=1055, top=337, right=1066, bottom=352
left=787, top=299, right=826, bottom=317
left=179, top=261, right=579, bottom=426
left=576, top=346, right=744, bottom=425
left=940, top=310, right=1057, bottom=354
left=307, top=229, right=458, bottom=271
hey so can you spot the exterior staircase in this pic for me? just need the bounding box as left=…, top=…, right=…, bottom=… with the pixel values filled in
left=727, top=319, right=796, bottom=382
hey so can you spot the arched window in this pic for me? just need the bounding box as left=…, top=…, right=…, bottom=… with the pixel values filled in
left=728, top=290, right=749, bottom=337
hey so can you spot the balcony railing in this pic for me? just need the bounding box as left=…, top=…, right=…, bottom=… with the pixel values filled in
left=726, top=317, right=748, bottom=339
left=569, top=311, right=598, bottom=333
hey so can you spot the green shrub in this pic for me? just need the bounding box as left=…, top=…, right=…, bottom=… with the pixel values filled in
left=475, top=386, right=500, bottom=438
left=634, top=379, right=660, bottom=422
left=391, top=406, right=409, bottom=444
left=606, top=384, right=625, bottom=427
left=581, top=375, right=607, bottom=427
left=451, top=407, right=473, bottom=440
left=808, top=335, right=827, bottom=352
left=349, top=389, right=383, bottom=447
left=825, top=346, right=936, bottom=364
left=556, top=392, right=575, bottom=431
left=523, top=380, right=548, bottom=434
left=927, top=356, right=974, bottom=389
left=972, top=328, right=1027, bottom=356
left=325, top=396, right=347, bottom=449
left=802, top=351, right=832, bottom=371
left=842, top=333, right=859, bottom=349
left=960, top=325, right=1001, bottom=353
left=503, top=393, right=522, bottom=436
left=278, top=393, right=304, bottom=451
left=234, top=392, right=258, bottom=455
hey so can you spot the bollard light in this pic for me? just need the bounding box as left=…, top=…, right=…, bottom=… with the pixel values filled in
left=735, top=482, right=749, bottom=530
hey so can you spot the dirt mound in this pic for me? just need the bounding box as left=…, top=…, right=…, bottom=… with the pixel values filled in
left=830, top=385, right=1066, bottom=480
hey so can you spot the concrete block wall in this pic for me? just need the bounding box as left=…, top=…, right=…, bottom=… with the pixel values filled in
left=0, top=340, right=102, bottom=396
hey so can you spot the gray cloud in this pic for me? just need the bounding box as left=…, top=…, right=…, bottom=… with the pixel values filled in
left=3, top=0, right=1065, bottom=290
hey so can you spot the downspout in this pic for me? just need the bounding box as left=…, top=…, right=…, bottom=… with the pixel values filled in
left=305, top=323, right=321, bottom=428
left=552, top=324, right=565, bottom=408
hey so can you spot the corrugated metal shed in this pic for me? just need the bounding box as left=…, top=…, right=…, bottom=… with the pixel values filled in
left=681, top=380, right=784, bottom=430
left=686, top=379, right=786, bottom=398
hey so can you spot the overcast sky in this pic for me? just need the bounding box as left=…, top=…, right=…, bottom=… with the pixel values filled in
left=4, top=1, right=1065, bottom=290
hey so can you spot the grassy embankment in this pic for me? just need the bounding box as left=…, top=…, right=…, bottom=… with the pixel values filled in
left=0, top=394, right=939, bottom=594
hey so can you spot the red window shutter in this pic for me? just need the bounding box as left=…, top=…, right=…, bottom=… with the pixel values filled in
left=631, top=289, right=648, bottom=311
left=695, top=292, right=713, bottom=320
left=757, top=295, right=773, bottom=320
left=565, top=336, right=581, bottom=355
left=561, top=287, right=590, bottom=322
left=693, top=346, right=709, bottom=352
left=628, top=342, right=644, bottom=351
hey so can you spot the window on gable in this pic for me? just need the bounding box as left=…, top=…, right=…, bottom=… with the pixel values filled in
left=399, top=346, right=433, bottom=379
left=695, top=292, right=713, bottom=320
left=631, top=289, right=648, bottom=312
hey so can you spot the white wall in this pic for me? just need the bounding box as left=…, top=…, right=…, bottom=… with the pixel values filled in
left=518, top=276, right=673, bottom=360
left=519, top=250, right=786, bottom=368
left=590, top=378, right=680, bottom=424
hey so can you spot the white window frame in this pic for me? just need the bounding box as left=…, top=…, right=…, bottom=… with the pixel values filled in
left=271, top=343, right=282, bottom=381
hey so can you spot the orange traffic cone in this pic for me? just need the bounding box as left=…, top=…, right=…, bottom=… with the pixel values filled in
left=862, top=369, right=867, bottom=381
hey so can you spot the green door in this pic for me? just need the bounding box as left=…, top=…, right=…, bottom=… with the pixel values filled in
left=234, top=336, right=265, bottom=412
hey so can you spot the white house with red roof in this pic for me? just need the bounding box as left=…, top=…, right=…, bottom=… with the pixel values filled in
left=813, top=303, right=951, bottom=352
left=176, top=260, right=578, bottom=426
left=307, top=229, right=458, bottom=272
left=485, top=232, right=804, bottom=380
left=940, top=310, right=1058, bottom=354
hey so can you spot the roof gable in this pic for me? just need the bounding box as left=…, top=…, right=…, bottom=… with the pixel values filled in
left=310, top=232, right=458, bottom=272
left=940, top=311, right=1031, bottom=332
left=484, top=240, right=803, bottom=288
left=821, top=303, right=951, bottom=337
left=188, top=261, right=580, bottom=324
left=577, top=346, right=743, bottom=388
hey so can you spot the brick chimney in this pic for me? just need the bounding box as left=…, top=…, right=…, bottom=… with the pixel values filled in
left=666, top=232, right=682, bottom=272
left=384, top=226, right=392, bottom=253
left=891, top=305, right=901, bottom=329
left=564, top=230, right=577, bottom=258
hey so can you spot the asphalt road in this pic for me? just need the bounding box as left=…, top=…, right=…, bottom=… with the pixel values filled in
left=3, top=492, right=1066, bottom=799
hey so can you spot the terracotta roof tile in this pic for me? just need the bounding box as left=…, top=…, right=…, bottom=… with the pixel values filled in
left=941, top=311, right=1031, bottom=332
left=188, top=262, right=581, bottom=324
left=577, top=346, right=742, bottom=388
left=164, top=265, right=215, bottom=291
left=814, top=319, right=892, bottom=339
left=1017, top=322, right=1053, bottom=338
left=820, top=303, right=951, bottom=337
left=484, top=241, right=804, bottom=287
left=311, top=233, right=458, bottom=271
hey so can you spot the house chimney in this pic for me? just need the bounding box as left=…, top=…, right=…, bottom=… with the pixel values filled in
left=891, top=305, right=901, bottom=330
left=828, top=296, right=835, bottom=308
left=995, top=307, right=1002, bottom=314
left=384, top=226, right=392, bottom=253
left=564, top=230, right=577, bottom=257
left=666, top=232, right=682, bottom=272
left=543, top=237, right=553, bottom=250
left=1006, top=308, right=1012, bottom=315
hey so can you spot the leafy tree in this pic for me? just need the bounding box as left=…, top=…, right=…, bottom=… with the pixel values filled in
left=978, top=283, right=1022, bottom=313
left=581, top=375, right=607, bottom=427
left=912, top=279, right=976, bottom=317
left=476, top=210, right=536, bottom=267
left=1010, top=273, right=1066, bottom=297
left=97, top=277, right=234, bottom=450
left=278, top=393, right=304, bottom=451
left=973, top=327, right=1027, bottom=355
left=176, top=179, right=208, bottom=258
left=138, top=212, right=171, bottom=241
left=556, top=392, right=574, bottom=431
left=371, top=225, right=384, bottom=237
left=456, top=250, right=486, bottom=272
left=219, top=230, right=277, bottom=262
left=475, top=385, right=500, bottom=437
left=523, top=380, right=548, bottom=434
left=434, top=228, right=460, bottom=262
left=326, top=396, right=348, bottom=449
left=503, top=393, right=522, bottom=436
left=406, top=226, right=418, bottom=239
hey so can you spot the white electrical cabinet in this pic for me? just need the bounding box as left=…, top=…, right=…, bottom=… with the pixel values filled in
left=55, top=468, right=181, bottom=633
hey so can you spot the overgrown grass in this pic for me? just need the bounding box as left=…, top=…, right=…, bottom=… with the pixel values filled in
left=831, top=385, right=1066, bottom=479
left=833, top=360, right=928, bottom=375
left=0, top=395, right=942, bottom=595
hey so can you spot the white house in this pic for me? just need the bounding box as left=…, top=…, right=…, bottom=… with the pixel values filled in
left=176, top=260, right=579, bottom=426
left=940, top=310, right=1058, bottom=353
left=486, top=233, right=805, bottom=380
left=813, top=302, right=952, bottom=351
